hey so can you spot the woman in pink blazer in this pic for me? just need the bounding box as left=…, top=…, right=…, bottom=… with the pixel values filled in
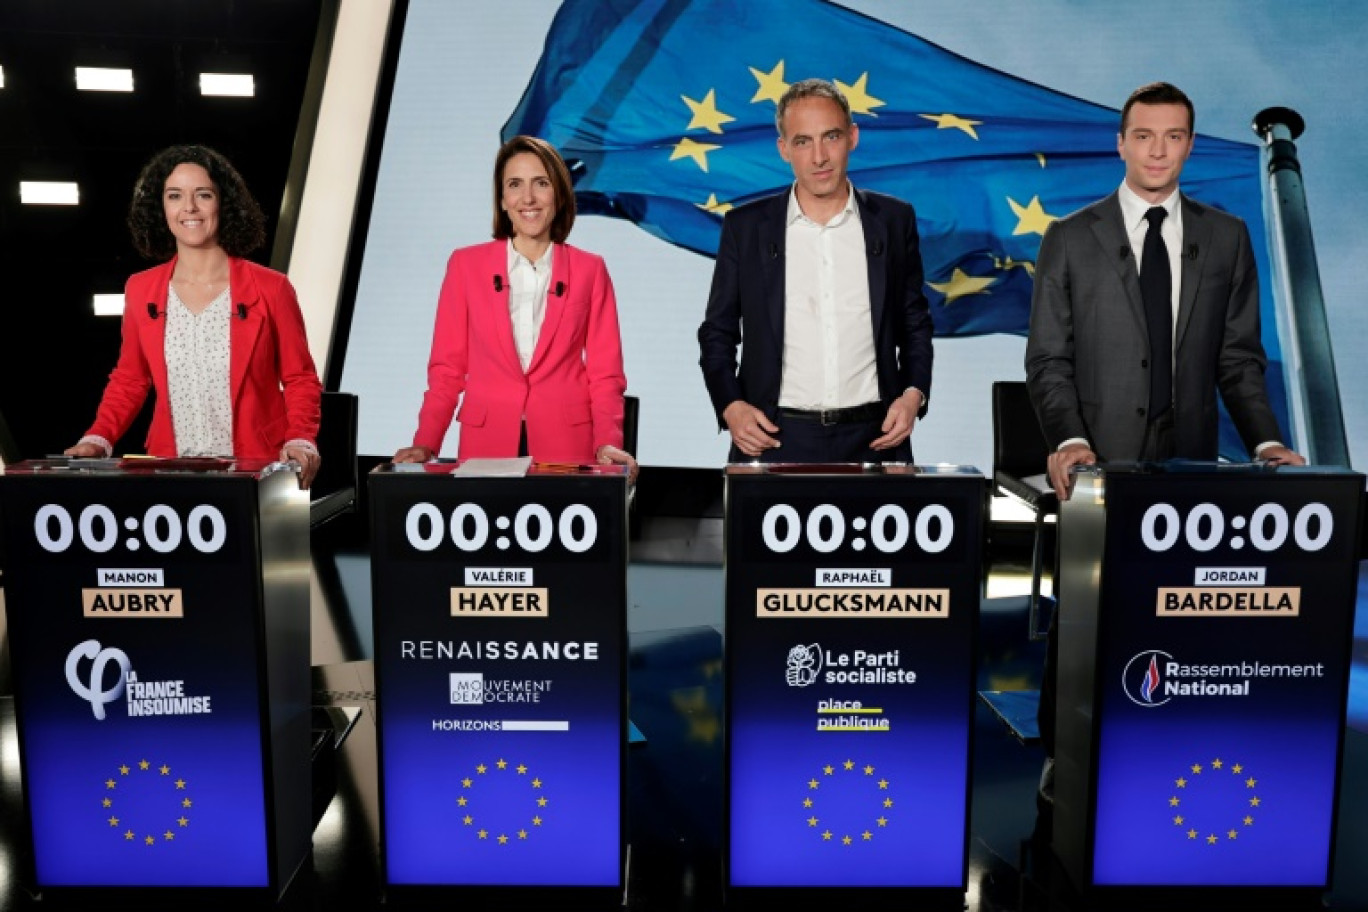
left=65, top=145, right=321, bottom=485
left=393, top=136, right=636, bottom=479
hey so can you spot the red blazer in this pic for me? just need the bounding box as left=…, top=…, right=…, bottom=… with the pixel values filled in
left=413, top=240, right=626, bottom=462
left=84, top=257, right=322, bottom=461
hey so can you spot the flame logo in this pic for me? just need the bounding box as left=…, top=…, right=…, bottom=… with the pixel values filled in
left=1122, top=649, right=1174, bottom=708
left=1139, top=654, right=1161, bottom=703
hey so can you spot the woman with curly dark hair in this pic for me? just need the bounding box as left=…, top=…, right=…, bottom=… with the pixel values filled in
left=65, top=145, right=322, bottom=486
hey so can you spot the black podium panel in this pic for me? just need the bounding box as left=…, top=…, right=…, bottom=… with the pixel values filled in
left=0, top=460, right=310, bottom=899
left=369, top=465, right=627, bottom=903
left=1054, top=464, right=1364, bottom=906
left=723, top=464, right=983, bottom=908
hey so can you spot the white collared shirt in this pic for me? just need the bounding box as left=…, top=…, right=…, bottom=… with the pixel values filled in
left=507, top=240, right=554, bottom=372
left=779, top=183, right=880, bottom=409
left=1118, top=180, right=1182, bottom=340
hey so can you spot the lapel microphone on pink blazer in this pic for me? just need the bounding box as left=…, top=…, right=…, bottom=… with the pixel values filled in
left=493, top=274, right=565, bottom=295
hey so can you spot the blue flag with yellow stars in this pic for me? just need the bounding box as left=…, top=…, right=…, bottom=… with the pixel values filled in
left=501, top=0, right=1276, bottom=343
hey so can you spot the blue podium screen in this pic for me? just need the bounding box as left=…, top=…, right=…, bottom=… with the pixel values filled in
left=370, top=472, right=627, bottom=888
left=724, top=470, right=981, bottom=889
left=2, top=476, right=270, bottom=887
left=1090, top=473, right=1360, bottom=886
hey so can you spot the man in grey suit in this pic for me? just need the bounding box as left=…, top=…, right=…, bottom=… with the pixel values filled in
left=1026, top=81, right=1303, bottom=504
left=1025, top=82, right=1304, bottom=799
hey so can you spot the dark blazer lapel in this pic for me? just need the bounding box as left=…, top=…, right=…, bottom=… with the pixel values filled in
left=758, top=193, right=787, bottom=345
left=1088, top=193, right=1147, bottom=337
left=1174, top=195, right=1212, bottom=352
left=527, top=243, right=568, bottom=373
left=856, top=189, right=888, bottom=337
left=228, top=257, right=265, bottom=403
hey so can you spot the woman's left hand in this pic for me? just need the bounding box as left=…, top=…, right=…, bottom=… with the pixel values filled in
left=282, top=444, right=321, bottom=490
left=596, top=445, right=639, bottom=485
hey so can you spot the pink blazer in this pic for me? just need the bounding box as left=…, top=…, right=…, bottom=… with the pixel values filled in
left=412, top=240, right=626, bottom=463
left=84, top=257, right=322, bottom=461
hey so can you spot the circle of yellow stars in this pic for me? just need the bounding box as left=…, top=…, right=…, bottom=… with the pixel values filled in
left=457, top=759, right=548, bottom=845
left=801, top=759, right=893, bottom=846
left=1167, top=757, right=1259, bottom=845
left=102, top=759, right=192, bottom=847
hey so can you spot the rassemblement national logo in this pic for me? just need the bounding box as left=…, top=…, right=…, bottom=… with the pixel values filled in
left=1122, top=649, right=1173, bottom=708
left=1122, top=648, right=1326, bottom=708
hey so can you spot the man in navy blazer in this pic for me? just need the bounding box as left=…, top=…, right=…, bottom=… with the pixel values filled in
left=698, top=78, right=933, bottom=463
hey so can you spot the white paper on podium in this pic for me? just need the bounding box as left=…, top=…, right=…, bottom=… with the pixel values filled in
left=451, top=457, right=532, bottom=477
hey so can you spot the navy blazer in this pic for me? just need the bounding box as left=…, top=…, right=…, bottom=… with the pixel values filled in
left=697, top=188, right=934, bottom=427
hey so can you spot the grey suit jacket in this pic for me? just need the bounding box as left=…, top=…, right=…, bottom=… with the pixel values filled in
left=1025, top=191, right=1282, bottom=462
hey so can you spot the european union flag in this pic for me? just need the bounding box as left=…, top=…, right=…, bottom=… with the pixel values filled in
left=503, top=0, right=1289, bottom=456
left=503, top=0, right=1270, bottom=331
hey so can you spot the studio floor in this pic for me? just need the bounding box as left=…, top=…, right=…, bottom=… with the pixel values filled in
left=2, top=500, right=1367, bottom=911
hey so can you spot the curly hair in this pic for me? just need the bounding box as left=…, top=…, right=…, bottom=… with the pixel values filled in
left=127, top=145, right=267, bottom=259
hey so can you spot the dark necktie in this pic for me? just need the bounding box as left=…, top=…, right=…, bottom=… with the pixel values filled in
left=1140, top=206, right=1172, bottom=420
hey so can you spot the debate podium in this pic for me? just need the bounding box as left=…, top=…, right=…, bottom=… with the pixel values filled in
left=722, top=463, right=984, bottom=910
left=0, top=458, right=311, bottom=901
left=1053, top=463, right=1364, bottom=909
left=368, top=462, right=628, bottom=907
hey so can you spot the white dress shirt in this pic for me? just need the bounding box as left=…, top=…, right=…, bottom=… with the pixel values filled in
left=507, top=240, right=553, bottom=372
left=1117, top=181, right=1182, bottom=343
left=778, top=183, right=880, bottom=410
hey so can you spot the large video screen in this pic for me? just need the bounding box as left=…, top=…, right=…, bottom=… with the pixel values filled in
left=341, top=0, right=1366, bottom=471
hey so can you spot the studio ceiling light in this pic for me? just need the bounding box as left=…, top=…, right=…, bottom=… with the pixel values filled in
left=200, top=73, right=255, bottom=97
left=19, top=182, right=80, bottom=205
left=93, top=294, right=125, bottom=317
left=75, top=66, right=134, bottom=92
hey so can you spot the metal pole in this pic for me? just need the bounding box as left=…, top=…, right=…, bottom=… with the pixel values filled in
left=1252, top=107, right=1350, bottom=467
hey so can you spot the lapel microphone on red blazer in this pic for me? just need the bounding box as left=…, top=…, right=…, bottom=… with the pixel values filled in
left=147, top=303, right=159, bottom=319
left=493, top=274, right=504, bottom=292
left=554, top=281, right=565, bottom=297
left=236, top=303, right=248, bottom=320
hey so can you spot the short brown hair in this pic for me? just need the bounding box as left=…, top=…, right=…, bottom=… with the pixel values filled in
left=1121, top=82, right=1195, bottom=134
left=775, top=78, right=852, bottom=136
left=127, top=144, right=266, bottom=260
left=491, top=136, right=576, bottom=244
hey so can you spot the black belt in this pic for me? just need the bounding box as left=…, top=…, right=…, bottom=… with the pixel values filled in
left=778, top=402, right=884, bottom=426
